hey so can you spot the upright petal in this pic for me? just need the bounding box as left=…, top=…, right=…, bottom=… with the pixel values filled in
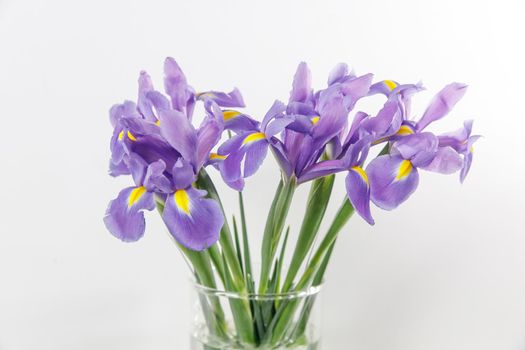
left=367, top=155, right=419, bottom=210
left=104, top=186, right=155, bottom=242
left=290, top=62, right=312, bottom=103
left=312, top=92, right=348, bottom=149
left=144, top=160, right=172, bottom=193
left=346, top=167, right=374, bottom=225
left=172, top=158, right=195, bottom=190
left=159, top=109, right=197, bottom=163
left=196, top=116, right=223, bottom=168
left=164, top=57, right=194, bottom=113
left=416, top=82, right=468, bottom=131
left=162, top=187, right=224, bottom=250
left=327, top=63, right=349, bottom=85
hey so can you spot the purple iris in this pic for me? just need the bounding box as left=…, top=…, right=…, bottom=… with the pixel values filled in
left=363, top=83, right=472, bottom=210
left=215, top=62, right=374, bottom=190
left=104, top=57, right=238, bottom=250
left=105, top=58, right=479, bottom=244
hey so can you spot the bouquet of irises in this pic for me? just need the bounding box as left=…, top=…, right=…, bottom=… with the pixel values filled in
left=104, top=57, right=478, bottom=348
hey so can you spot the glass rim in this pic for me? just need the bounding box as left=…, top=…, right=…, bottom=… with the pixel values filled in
left=192, top=281, right=323, bottom=301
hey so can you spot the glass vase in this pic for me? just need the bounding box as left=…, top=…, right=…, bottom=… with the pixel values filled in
left=190, top=283, right=323, bottom=350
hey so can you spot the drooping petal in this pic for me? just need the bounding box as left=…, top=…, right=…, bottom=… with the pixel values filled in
left=421, top=146, right=463, bottom=174
left=109, top=127, right=128, bottom=175
left=159, top=109, right=197, bottom=163
left=221, top=110, right=260, bottom=133
left=109, top=158, right=130, bottom=177
left=261, top=100, right=287, bottom=131
left=339, top=73, right=374, bottom=110
left=297, top=159, right=346, bottom=183
left=221, top=147, right=246, bottom=184
left=416, top=82, right=468, bottom=131
left=162, top=187, right=224, bottom=250
left=346, top=167, right=374, bottom=225
left=197, top=88, right=245, bottom=108
left=460, top=152, right=473, bottom=183
left=394, top=132, right=438, bottom=167
left=290, top=62, right=312, bottom=103
left=360, top=99, right=401, bottom=139
left=218, top=132, right=246, bottom=155
left=265, top=116, right=295, bottom=137
left=368, top=80, right=400, bottom=97
left=367, top=155, right=420, bottom=210
left=103, top=186, right=155, bottom=242
left=243, top=139, right=269, bottom=178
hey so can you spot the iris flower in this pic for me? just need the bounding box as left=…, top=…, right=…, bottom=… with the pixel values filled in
left=104, top=57, right=240, bottom=250
left=216, top=62, right=374, bottom=190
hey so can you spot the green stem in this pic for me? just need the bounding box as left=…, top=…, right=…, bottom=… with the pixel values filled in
left=196, top=170, right=246, bottom=291
left=268, top=198, right=355, bottom=344
left=282, top=174, right=335, bottom=293
left=259, top=177, right=296, bottom=294
left=156, top=201, right=228, bottom=337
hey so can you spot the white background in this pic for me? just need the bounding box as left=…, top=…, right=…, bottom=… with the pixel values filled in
left=1, top=0, right=524, bottom=349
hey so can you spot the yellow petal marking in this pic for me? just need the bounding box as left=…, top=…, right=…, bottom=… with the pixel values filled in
left=242, top=132, right=266, bottom=145
left=311, top=116, right=320, bottom=125
left=396, top=160, right=413, bottom=181
left=155, top=120, right=161, bottom=126
left=223, top=110, right=241, bottom=121
left=396, top=125, right=415, bottom=136
left=127, top=131, right=137, bottom=141
left=210, top=152, right=227, bottom=160
left=351, top=166, right=369, bottom=185
left=128, top=186, right=147, bottom=208
left=470, top=146, right=474, bottom=153
left=174, top=189, right=191, bottom=214
left=384, top=80, right=397, bottom=91
left=118, top=130, right=124, bottom=140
